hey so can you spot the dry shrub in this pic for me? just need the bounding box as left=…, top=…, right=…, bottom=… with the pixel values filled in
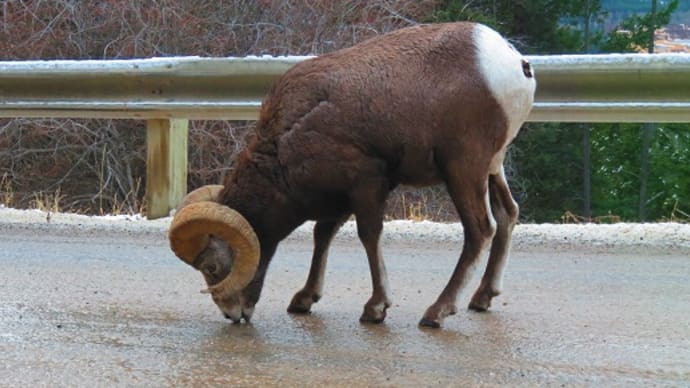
left=0, top=118, right=147, bottom=213
left=0, top=0, right=460, bottom=220
left=0, top=0, right=438, bottom=59
left=187, top=120, right=254, bottom=188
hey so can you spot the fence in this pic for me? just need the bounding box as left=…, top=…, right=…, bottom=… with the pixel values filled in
left=1, top=54, right=689, bottom=218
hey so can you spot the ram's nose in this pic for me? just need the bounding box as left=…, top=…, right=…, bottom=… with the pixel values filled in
left=219, top=301, right=243, bottom=324
left=241, top=307, right=255, bottom=323
left=222, top=305, right=254, bottom=324
left=223, top=312, right=241, bottom=324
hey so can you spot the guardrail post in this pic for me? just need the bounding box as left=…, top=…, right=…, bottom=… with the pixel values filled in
left=145, top=119, right=188, bottom=219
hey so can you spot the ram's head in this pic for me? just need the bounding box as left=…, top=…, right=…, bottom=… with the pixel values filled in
left=169, top=185, right=260, bottom=322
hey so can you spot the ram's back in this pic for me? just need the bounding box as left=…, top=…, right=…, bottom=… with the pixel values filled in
left=255, top=22, right=534, bottom=191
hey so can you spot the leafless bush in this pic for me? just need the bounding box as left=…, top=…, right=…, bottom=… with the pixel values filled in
left=0, top=0, right=458, bottom=219
left=0, top=118, right=146, bottom=213
left=187, top=120, right=254, bottom=188
left=0, top=0, right=436, bottom=59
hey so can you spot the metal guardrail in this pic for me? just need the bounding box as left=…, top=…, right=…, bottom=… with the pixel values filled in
left=0, top=56, right=303, bottom=120
left=528, top=54, right=690, bottom=123
left=2, top=54, right=690, bottom=122
left=1, top=53, right=689, bottom=217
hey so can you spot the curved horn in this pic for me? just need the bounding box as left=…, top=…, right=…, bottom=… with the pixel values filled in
left=176, top=184, right=225, bottom=210
left=169, top=201, right=260, bottom=296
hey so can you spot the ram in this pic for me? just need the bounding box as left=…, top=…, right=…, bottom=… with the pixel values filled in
left=169, top=22, right=535, bottom=328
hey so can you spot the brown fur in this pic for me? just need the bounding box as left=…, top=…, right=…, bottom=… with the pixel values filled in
left=208, top=22, right=532, bottom=327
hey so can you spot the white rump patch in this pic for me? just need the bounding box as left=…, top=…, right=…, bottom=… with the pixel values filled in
left=473, top=24, right=536, bottom=173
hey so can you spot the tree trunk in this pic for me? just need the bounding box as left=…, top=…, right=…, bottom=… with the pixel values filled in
left=639, top=0, right=656, bottom=221
left=582, top=0, right=592, bottom=219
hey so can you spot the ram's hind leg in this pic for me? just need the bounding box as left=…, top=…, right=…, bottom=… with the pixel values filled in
left=288, top=214, right=350, bottom=314
left=469, top=167, right=518, bottom=311
left=420, top=160, right=496, bottom=328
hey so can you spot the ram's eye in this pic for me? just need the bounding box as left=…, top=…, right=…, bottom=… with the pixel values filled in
left=205, top=264, right=218, bottom=275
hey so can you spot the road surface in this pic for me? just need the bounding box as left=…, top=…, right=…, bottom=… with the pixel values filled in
left=1, top=213, right=689, bottom=386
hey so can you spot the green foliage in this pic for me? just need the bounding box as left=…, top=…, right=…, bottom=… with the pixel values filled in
left=590, top=124, right=642, bottom=219
left=432, top=0, right=500, bottom=29
left=650, top=126, right=690, bottom=219
left=431, top=0, right=604, bottom=54
left=510, top=123, right=586, bottom=222
left=515, top=120, right=690, bottom=223
left=602, top=0, right=680, bottom=52
left=591, top=123, right=690, bottom=220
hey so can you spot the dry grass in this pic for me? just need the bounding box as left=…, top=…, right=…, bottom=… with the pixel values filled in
left=386, top=186, right=458, bottom=222
left=1, top=173, right=14, bottom=208
left=663, top=201, right=690, bottom=223
left=30, top=189, right=64, bottom=213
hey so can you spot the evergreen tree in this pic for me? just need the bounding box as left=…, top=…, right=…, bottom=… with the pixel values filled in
left=432, top=0, right=602, bottom=54
left=603, top=0, right=679, bottom=52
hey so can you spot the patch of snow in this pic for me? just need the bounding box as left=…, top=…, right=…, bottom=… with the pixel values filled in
left=236, top=55, right=314, bottom=62
left=1, top=207, right=688, bottom=252
left=0, top=207, right=169, bottom=231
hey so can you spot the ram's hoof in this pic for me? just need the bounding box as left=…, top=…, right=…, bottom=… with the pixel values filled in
left=359, top=299, right=390, bottom=324
left=287, top=289, right=320, bottom=314
left=468, top=288, right=499, bottom=312
left=359, top=311, right=386, bottom=324
left=287, top=304, right=311, bottom=314
left=418, top=317, right=441, bottom=328
left=468, top=299, right=490, bottom=312
left=419, top=302, right=456, bottom=328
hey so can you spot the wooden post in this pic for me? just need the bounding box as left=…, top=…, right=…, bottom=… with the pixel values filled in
left=145, top=119, right=188, bottom=219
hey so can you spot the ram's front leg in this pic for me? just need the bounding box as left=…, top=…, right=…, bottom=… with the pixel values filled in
left=357, top=218, right=392, bottom=323
left=351, top=183, right=392, bottom=324
left=288, top=214, right=350, bottom=314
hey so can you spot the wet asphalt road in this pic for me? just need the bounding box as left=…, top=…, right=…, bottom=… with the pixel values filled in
left=1, top=222, right=689, bottom=387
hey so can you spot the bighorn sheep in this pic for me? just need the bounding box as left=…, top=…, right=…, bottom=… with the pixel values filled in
left=169, top=22, right=535, bottom=328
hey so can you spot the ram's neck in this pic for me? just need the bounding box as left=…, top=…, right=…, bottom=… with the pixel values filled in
left=219, top=147, right=303, bottom=247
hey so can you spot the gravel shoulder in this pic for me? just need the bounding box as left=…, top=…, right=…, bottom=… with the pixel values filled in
left=2, top=206, right=689, bottom=254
